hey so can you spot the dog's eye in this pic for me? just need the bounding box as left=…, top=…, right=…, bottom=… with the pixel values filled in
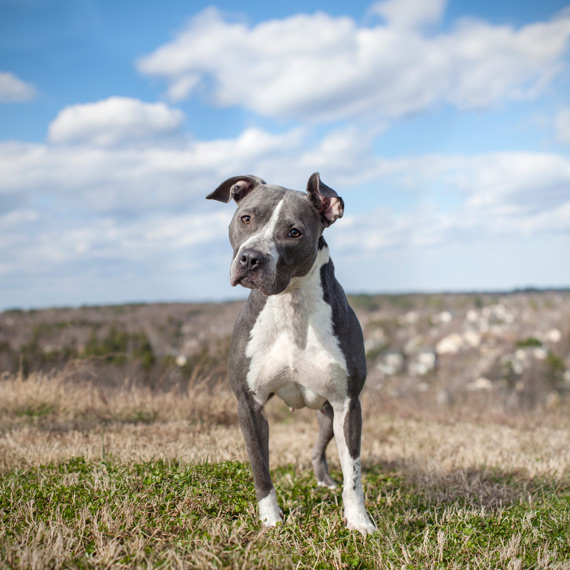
left=241, top=215, right=252, bottom=225
left=289, top=228, right=302, bottom=238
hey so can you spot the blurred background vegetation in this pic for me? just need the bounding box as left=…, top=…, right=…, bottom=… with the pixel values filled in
left=1, top=291, right=569, bottom=414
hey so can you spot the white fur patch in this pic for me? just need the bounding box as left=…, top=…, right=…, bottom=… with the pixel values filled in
left=258, top=488, right=282, bottom=526
left=333, top=402, right=377, bottom=535
left=245, top=246, right=348, bottom=409
left=235, top=197, right=285, bottom=276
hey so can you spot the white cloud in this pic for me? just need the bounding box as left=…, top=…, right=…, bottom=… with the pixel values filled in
left=0, top=126, right=306, bottom=216
left=371, top=0, right=445, bottom=29
left=2, top=123, right=569, bottom=271
left=331, top=151, right=570, bottom=255
left=0, top=72, right=36, bottom=103
left=555, top=108, right=570, bottom=144
left=167, top=74, right=201, bottom=102
left=48, top=97, right=186, bottom=146
left=1, top=125, right=569, bottom=307
left=0, top=209, right=230, bottom=276
left=137, top=2, right=570, bottom=122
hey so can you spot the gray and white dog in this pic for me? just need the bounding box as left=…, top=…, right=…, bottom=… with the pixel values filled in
left=207, top=172, right=376, bottom=534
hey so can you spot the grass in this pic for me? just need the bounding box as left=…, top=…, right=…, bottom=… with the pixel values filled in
left=2, top=373, right=570, bottom=568
left=2, top=459, right=570, bottom=568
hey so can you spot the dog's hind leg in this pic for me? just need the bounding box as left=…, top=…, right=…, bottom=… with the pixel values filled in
left=311, top=402, right=338, bottom=488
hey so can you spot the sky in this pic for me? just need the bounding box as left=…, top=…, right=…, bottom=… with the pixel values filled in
left=1, top=0, right=570, bottom=311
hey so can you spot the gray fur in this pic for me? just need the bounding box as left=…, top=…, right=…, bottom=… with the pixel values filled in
left=311, top=402, right=337, bottom=488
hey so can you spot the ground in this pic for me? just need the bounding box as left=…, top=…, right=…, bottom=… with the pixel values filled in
left=2, top=368, right=570, bottom=569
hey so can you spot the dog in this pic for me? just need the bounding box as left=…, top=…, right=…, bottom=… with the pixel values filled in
left=207, top=172, right=376, bottom=534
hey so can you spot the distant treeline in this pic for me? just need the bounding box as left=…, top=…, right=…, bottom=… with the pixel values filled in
left=0, top=303, right=234, bottom=388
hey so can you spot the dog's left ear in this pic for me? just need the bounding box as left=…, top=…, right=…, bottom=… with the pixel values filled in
left=306, top=172, right=344, bottom=227
left=207, top=175, right=266, bottom=204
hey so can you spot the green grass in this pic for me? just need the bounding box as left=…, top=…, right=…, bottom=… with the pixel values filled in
left=516, top=338, right=543, bottom=348
left=14, top=402, right=57, bottom=419
left=2, top=458, right=570, bottom=569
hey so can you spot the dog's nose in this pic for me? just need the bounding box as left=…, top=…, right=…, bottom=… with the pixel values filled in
left=239, top=249, right=265, bottom=271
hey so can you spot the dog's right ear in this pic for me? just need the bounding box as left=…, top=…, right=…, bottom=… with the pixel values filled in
left=206, top=175, right=266, bottom=204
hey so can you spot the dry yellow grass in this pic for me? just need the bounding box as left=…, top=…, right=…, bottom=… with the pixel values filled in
left=2, top=370, right=570, bottom=486
left=3, top=371, right=570, bottom=568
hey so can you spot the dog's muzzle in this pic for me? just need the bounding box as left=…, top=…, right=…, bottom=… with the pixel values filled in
left=239, top=248, right=266, bottom=273
left=230, top=248, right=267, bottom=288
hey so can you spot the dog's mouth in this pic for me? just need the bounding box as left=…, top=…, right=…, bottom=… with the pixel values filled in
left=231, top=273, right=255, bottom=289
left=230, top=268, right=288, bottom=296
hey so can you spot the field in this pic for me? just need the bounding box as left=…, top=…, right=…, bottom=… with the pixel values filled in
left=1, top=293, right=570, bottom=568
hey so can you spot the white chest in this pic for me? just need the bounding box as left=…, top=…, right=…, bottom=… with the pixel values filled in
left=244, top=249, right=348, bottom=409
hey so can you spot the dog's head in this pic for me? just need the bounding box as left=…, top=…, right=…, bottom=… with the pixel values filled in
left=207, top=173, right=344, bottom=296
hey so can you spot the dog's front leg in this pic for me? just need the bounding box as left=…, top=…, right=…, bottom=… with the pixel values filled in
left=236, top=393, right=282, bottom=526
left=332, top=397, right=377, bottom=535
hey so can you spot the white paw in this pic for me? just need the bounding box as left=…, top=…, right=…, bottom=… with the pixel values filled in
left=260, top=512, right=283, bottom=527
left=345, top=512, right=377, bottom=536
left=259, top=489, right=283, bottom=527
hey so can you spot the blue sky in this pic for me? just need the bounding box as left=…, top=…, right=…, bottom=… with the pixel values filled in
left=1, top=0, right=569, bottom=310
